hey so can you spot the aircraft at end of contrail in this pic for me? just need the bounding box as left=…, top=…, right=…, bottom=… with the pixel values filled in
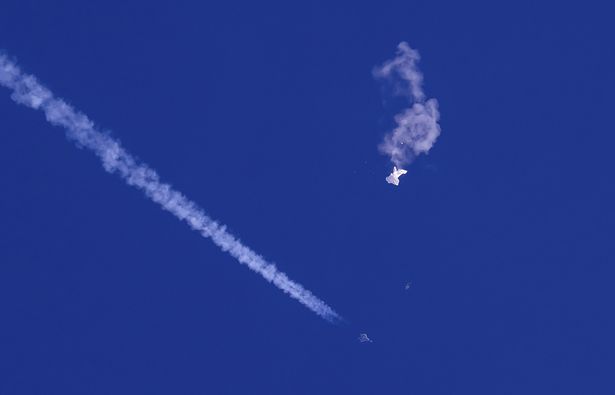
left=0, top=52, right=341, bottom=323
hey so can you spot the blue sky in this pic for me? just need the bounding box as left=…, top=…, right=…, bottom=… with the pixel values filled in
left=1, top=1, right=614, bottom=394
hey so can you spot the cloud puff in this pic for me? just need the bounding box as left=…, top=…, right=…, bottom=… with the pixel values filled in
left=374, top=42, right=441, bottom=167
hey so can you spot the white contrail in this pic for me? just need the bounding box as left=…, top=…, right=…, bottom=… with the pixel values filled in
left=374, top=42, right=441, bottom=168
left=0, top=53, right=340, bottom=323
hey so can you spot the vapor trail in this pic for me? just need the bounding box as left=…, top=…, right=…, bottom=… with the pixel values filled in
left=374, top=42, right=441, bottom=168
left=0, top=53, right=340, bottom=322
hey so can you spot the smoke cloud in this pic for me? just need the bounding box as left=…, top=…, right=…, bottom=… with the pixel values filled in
left=374, top=42, right=441, bottom=167
left=0, top=53, right=340, bottom=323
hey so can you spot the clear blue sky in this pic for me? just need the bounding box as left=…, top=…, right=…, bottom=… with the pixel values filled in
left=1, top=1, right=613, bottom=394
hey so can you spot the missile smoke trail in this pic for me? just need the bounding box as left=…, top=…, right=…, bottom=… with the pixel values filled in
left=374, top=42, right=441, bottom=168
left=0, top=53, right=340, bottom=322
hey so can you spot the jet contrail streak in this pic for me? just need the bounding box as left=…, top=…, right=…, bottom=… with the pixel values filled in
left=0, top=53, right=340, bottom=322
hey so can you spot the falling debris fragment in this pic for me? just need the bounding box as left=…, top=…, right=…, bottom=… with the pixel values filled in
left=385, top=166, right=408, bottom=186
left=358, top=333, right=373, bottom=343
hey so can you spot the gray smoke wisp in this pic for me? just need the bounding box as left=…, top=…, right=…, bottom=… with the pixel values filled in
left=374, top=42, right=441, bottom=167
left=0, top=53, right=340, bottom=322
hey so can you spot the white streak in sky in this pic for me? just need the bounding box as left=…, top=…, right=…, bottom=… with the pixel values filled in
left=0, top=53, right=340, bottom=322
left=374, top=42, right=441, bottom=167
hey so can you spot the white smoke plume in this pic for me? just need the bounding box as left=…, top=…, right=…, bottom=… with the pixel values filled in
left=374, top=42, right=441, bottom=168
left=0, top=53, right=340, bottom=323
